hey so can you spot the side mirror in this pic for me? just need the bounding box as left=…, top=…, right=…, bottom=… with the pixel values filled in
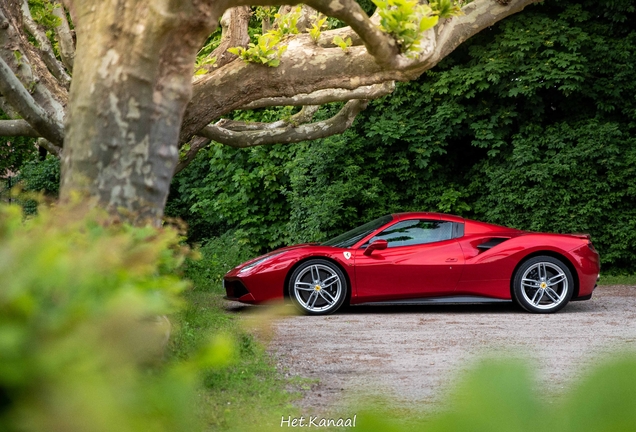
left=364, top=239, right=388, bottom=256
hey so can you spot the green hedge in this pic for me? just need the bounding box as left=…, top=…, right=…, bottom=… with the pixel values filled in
left=169, top=0, right=636, bottom=273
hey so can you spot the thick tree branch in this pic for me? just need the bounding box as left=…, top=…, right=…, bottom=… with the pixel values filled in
left=303, top=0, right=401, bottom=68
left=0, top=119, right=62, bottom=157
left=182, top=0, right=540, bottom=143
left=0, top=4, right=68, bottom=125
left=242, top=82, right=395, bottom=109
left=0, top=56, right=64, bottom=145
left=176, top=101, right=365, bottom=173
left=0, top=118, right=39, bottom=136
left=408, top=0, right=542, bottom=76
left=198, top=6, right=251, bottom=75
left=0, top=95, right=20, bottom=118
left=199, top=99, right=368, bottom=148
left=174, top=136, right=211, bottom=175
left=213, top=105, right=320, bottom=133
left=182, top=43, right=400, bottom=142
left=227, top=0, right=401, bottom=67
left=20, top=0, right=71, bottom=88
left=52, top=1, right=75, bottom=71
left=37, top=137, right=62, bottom=157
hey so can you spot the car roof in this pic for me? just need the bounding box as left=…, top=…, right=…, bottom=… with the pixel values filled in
left=393, top=212, right=521, bottom=234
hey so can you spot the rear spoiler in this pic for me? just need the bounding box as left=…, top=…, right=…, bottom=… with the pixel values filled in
left=570, top=233, right=591, bottom=240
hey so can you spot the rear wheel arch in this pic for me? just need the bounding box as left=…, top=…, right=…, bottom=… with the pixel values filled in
left=509, top=250, right=580, bottom=301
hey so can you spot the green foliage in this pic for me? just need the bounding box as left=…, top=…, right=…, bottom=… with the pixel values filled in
left=169, top=238, right=301, bottom=430
left=26, top=0, right=63, bottom=59
left=0, top=201, right=227, bottom=432
left=430, top=0, right=463, bottom=19
left=598, top=274, right=636, bottom=286
left=274, top=6, right=302, bottom=36
left=193, top=27, right=223, bottom=76
left=14, top=155, right=60, bottom=214
left=229, top=6, right=303, bottom=67
left=472, top=121, right=636, bottom=270
left=357, top=0, right=379, bottom=16
left=356, top=356, right=636, bottom=432
left=28, top=0, right=61, bottom=29
left=309, top=15, right=328, bottom=43
left=169, top=0, right=636, bottom=273
left=332, top=35, right=353, bottom=52
left=372, top=0, right=440, bottom=55
left=12, top=50, right=22, bottom=66
left=254, top=6, right=278, bottom=24
left=16, top=155, right=60, bottom=195
left=228, top=32, right=287, bottom=67
left=168, top=124, right=301, bottom=248
left=194, top=55, right=216, bottom=75
left=196, top=28, right=222, bottom=61
left=0, top=112, right=38, bottom=179
left=183, top=231, right=258, bottom=290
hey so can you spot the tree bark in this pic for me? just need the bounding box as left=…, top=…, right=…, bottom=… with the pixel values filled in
left=200, top=6, right=251, bottom=72
left=52, top=2, right=75, bottom=71
left=0, top=119, right=39, bottom=136
left=59, top=0, right=221, bottom=224
left=0, top=2, right=67, bottom=125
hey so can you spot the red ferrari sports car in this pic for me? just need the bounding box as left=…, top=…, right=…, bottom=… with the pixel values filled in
left=223, top=213, right=600, bottom=315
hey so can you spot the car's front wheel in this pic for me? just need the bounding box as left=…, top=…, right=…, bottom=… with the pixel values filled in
left=513, top=256, right=574, bottom=313
left=288, top=259, right=347, bottom=315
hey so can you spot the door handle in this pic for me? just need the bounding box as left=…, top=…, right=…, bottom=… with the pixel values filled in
left=445, top=258, right=458, bottom=262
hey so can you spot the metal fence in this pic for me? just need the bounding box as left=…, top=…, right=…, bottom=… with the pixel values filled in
left=1, top=175, right=15, bottom=204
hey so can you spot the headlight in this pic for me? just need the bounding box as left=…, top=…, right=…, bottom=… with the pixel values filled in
left=238, top=252, right=283, bottom=274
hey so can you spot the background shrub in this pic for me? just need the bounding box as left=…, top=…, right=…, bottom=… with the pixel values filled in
left=0, top=202, right=223, bottom=432
left=169, top=0, right=636, bottom=273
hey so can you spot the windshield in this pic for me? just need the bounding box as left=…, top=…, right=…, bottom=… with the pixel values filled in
left=321, top=215, right=394, bottom=248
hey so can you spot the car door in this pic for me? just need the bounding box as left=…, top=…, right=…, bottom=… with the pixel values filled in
left=353, top=219, right=464, bottom=303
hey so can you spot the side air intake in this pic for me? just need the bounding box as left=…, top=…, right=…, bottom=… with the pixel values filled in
left=477, top=238, right=509, bottom=251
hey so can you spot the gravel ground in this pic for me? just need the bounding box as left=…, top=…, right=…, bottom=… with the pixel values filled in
left=259, top=285, right=636, bottom=414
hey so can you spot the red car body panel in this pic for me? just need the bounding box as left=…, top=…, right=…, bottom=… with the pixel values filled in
left=223, top=212, right=600, bottom=306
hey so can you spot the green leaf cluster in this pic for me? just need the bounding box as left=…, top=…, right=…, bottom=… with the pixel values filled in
left=274, top=6, right=302, bottom=36
left=228, top=32, right=288, bottom=68
left=194, top=55, right=216, bottom=75
left=27, top=0, right=61, bottom=29
left=309, top=15, right=328, bottom=43
left=228, top=7, right=303, bottom=67
left=372, top=0, right=440, bottom=55
left=253, top=6, right=278, bottom=23
left=26, top=0, right=63, bottom=60
left=0, top=202, right=226, bottom=432
left=332, top=35, right=353, bottom=52
left=430, top=0, right=464, bottom=19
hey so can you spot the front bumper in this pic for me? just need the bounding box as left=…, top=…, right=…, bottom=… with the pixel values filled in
left=223, top=279, right=256, bottom=303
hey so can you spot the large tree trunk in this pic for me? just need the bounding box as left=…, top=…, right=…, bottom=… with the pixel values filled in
left=59, top=0, right=219, bottom=224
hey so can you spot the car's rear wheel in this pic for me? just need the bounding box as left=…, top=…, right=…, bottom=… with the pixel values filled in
left=513, top=256, right=574, bottom=314
left=289, top=259, right=347, bottom=315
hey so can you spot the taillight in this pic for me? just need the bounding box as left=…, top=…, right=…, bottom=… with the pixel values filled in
left=587, top=241, right=597, bottom=253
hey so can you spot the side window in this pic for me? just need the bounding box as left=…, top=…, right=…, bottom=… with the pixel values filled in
left=368, top=220, right=454, bottom=248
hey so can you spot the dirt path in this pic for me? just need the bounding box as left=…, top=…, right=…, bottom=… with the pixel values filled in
left=264, top=285, right=636, bottom=414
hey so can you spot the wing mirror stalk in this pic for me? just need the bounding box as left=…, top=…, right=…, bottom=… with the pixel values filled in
left=364, top=239, right=388, bottom=256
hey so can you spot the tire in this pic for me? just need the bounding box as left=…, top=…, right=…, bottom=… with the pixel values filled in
left=288, top=259, right=347, bottom=315
left=513, top=255, right=574, bottom=314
